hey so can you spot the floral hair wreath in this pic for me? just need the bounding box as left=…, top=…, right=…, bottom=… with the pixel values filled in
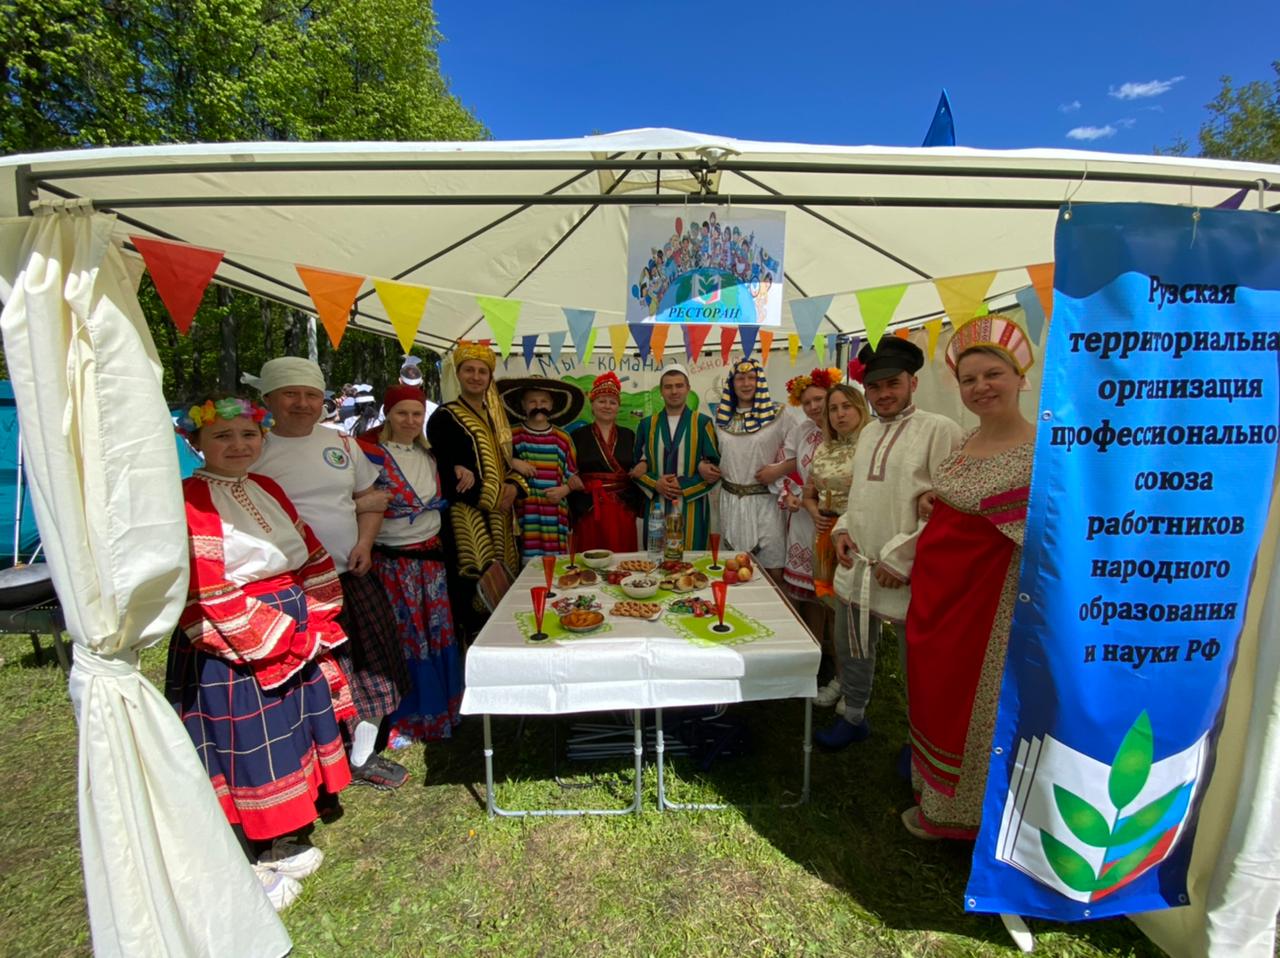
left=176, top=397, right=273, bottom=438
left=785, top=367, right=843, bottom=404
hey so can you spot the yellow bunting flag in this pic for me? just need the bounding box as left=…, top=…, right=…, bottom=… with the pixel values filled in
left=609, top=324, right=630, bottom=364
left=651, top=324, right=670, bottom=365
left=1027, top=262, right=1055, bottom=319
left=373, top=279, right=431, bottom=354
left=934, top=271, right=996, bottom=327
left=475, top=295, right=522, bottom=358
left=924, top=319, right=943, bottom=360
left=760, top=330, right=774, bottom=358
left=788, top=333, right=800, bottom=365
left=296, top=265, right=364, bottom=348
left=855, top=283, right=907, bottom=350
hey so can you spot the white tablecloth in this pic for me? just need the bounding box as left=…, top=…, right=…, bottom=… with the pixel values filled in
left=461, top=552, right=820, bottom=716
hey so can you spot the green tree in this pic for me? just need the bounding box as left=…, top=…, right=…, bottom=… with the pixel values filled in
left=1162, top=61, right=1280, bottom=165
left=1, top=0, right=482, bottom=396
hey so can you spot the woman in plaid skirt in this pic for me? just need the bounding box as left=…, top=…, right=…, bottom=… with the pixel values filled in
left=168, top=395, right=354, bottom=911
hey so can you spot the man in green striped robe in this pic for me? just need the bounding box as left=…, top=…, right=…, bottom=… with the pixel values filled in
left=632, top=365, right=721, bottom=551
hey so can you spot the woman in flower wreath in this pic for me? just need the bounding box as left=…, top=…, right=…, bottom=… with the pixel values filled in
left=902, top=317, right=1036, bottom=840
left=169, top=394, right=354, bottom=911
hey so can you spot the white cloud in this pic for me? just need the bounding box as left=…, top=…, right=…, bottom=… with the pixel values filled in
left=1109, top=76, right=1185, bottom=100
left=1067, top=124, right=1117, bottom=141
left=1059, top=100, right=1082, bottom=114
left=1116, top=117, right=1137, bottom=129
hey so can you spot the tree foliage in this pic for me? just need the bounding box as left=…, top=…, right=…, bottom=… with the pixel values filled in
left=1, top=0, right=484, bottom=399
left=1195, top=61, right=1280, bottom=166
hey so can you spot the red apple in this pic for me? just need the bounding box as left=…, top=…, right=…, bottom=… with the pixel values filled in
left=737, top=566, right=753, bottom=583
left=725, top=558, right=739, bottom=574
left=735, top=553, right=752, bottom=566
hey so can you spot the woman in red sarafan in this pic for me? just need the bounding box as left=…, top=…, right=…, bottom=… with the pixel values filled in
left=570, top=371, right=643, bottom=552
left=167, top=395, right=354, bottom=909
left=903, top=318, right=1037, bottom=840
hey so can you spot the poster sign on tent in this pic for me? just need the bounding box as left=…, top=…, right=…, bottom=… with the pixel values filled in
left=626, top=205, right=784, bottom=327
left=966, top=203, right=1280, bottom=921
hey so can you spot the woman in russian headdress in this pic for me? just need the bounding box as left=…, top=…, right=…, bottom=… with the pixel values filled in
left=571, top=371, right=643, bottom=552
left=901, top=317, right=1037, bottom=840
left=425, top=342, right=528, bottom=640
left=711, top=355, right=794, bottom=576
left=169, top=394, right=354, bottom=910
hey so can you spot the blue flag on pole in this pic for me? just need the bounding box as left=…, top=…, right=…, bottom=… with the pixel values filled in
left=922, top=89, right=956, bottom=147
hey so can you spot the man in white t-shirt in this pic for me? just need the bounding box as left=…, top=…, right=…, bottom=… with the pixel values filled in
left=253, top=357, right=412, bottom=791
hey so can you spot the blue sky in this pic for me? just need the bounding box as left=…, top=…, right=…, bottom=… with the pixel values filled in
left=436, top=0, right=1275, bottom=153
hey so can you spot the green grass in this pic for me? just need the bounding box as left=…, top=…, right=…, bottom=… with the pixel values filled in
left=0, top=632, right=1162, bottom=958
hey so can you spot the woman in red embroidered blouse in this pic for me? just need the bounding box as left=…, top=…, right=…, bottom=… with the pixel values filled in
left=570, top=372, right=642, bottom=552
left=167, top=395, right=354, bottom=910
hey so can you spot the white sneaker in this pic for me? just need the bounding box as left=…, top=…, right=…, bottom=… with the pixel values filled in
left=814, top=677, right=842, bottom=707
left=257, top=839, right=324, bottom=880
left=253, top=864, right=302, bottom=911
left=834, top=697, right=846, bottom=716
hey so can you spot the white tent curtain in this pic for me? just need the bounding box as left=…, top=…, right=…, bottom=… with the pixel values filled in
left=0, top=205, right=290, bottom=958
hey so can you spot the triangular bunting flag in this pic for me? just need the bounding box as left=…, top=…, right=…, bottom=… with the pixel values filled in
left=476, top=295, right=521, bottom=358
left=130, top=236, right=224, bottom=335
left=924, top=319, right=943, bottom=361
left=296, top=265, right=364, bottom=348
left=934, top=271, right=997, bottom=326
left=738, top=325, right=759, bottom=359
left=720, top=326, right=737, bottom=365
left=547, top=330, right=567, bottom=364
left=974, top=302, right=990, bottom=318
left=1016, top=286, right=1047, bottom=344
left=609, top=325, right=630, bottom=364
left=788, top=333, right=800, bottom=365
left=826, top=333, right=839, bottom=361
left=848, top=335, right=863, bottom=360
left=651, top=324, right=670, bottom=365
left=855, top=284, right=907, bottom=351
left=630, top=323, right=654, bottom=363
left=895, top=327, right=911, bottom=339
left=1026, top=262, right=1054, bottom=320
left=684, top=324, right=712, bottom=360
left=373, top=279, right=431, bottom=353
left=522, top=333, right=538, bottom=369
left=760, top=330, right=774, bottom=358
left=584, top=327, right=598, bottom=358
left=564, top=308, right=596, bottom=363
left=790, top=295, right=832, bottom=351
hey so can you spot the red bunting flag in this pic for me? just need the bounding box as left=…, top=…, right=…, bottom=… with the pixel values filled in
left=683, top=324, right=712, bottom=360
left=719, top=326, right=737, bottom=364
left=130, top=236, right=224, bottom=334
left=296, top=265, right=364, bottom=348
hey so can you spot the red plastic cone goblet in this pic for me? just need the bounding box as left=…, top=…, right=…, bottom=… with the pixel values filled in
left=542, top=554, right=558, bottom=598
left=530, top=586, right=549, bottom=642
left=710, top=579, right=730, bottom=633
left=708, top=532, right=723, bottom=571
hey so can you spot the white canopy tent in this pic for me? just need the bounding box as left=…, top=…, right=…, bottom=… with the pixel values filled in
left=0, top=130, right=1277, bottom=958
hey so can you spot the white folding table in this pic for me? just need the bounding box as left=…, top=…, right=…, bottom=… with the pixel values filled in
left=461, top=551, right=821, bottom=816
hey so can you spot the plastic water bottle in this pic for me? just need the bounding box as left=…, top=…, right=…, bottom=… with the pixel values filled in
left=647, top=498, right=665, bottom=563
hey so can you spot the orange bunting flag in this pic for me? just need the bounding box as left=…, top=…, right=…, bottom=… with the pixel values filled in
left=760, top=330, right=774, bottom=358
left=296, top=265, right=364, bottom=348
left=374, top=279, right=431, bottom=354
left=924, top=319, right=944, bottom=360
left=934, top=271, right=997, bottom=327
left=130, top=236, right=224, bottom=335
left=719, top=326, right=737, bottom=365
left=683, top=324, right=712, bottom=360
left=650, top=324, right=670, bottom=364
left=788, top=333, right=800, bottom=365
left=1027, top=262, right=1055, bottom=319
left=895, top=327, right=911, bottom=340
left=609, top=324, right=630, bottom=364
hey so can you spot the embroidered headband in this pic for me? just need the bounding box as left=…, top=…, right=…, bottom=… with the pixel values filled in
left=176, top=397, right=272, bottom=438
left=453, top=340, right=497, bottom=371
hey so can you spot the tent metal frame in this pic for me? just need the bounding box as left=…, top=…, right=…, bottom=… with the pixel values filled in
left=13, top=153, right=1275, bottom=350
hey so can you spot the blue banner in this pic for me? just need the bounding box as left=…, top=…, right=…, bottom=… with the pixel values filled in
left=966, top=204, right=1280, bottom=921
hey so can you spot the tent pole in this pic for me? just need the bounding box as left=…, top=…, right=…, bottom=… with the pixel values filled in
left=12, top=422, right=23, bottom=565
